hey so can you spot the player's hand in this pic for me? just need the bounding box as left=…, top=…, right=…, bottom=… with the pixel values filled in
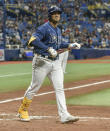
left=68, top=42, right=81, bottom=49
left=48, top=47, right=58, bottom=58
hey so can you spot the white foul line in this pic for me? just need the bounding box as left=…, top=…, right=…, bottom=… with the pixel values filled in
left=0, top=73, right=31, bottom=78
left=0, top=113, right=110, bottom=121
left=0, top=79, right=110, bottom=104
left=0, top=113, right=54, bottom=121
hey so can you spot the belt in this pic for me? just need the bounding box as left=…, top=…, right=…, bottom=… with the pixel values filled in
left=35, top=54, right=57, bottom=61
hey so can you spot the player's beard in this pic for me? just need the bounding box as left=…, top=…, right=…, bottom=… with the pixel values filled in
left=49, top=17, right=59, bottom=25
left=52, top=20, right=59, bottom=25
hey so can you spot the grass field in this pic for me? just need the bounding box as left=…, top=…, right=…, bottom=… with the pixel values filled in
left=65, top=63, right=110, bottom=82
left=0, top=62, right=110, bottom=92
left=47, top=87, right=110, bottom=106
left=0, top=61, right=110, bottom=106
left=0, top=63, right=52, bottom=92
left=66, top=87, right=110, bottom=106
left=0, top=63, right=32, bottom=92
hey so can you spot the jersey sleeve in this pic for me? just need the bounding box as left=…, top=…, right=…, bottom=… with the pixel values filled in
left=57, top=28, right=69, bottom=49
left=58, top=40, right=69, bottom=49
left=28, top=27, right=48, bottom=51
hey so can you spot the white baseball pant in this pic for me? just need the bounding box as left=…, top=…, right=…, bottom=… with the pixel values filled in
left=59, top=51, right=69, bottom=73
left=24, top=54, right=70, bottom=118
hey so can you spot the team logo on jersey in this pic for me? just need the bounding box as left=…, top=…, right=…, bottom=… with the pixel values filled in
left=52, top=35, right=57, bottom=41
left=49, top=34, right=57, bottom=43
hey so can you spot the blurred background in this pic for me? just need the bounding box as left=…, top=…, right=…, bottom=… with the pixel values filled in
left=0, top=0, right=110, bottom=61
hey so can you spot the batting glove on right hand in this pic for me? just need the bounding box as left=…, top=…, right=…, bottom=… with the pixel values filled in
left=48, top=47, right=58, bottom=58
left=69, top=42, right=81, bottom=49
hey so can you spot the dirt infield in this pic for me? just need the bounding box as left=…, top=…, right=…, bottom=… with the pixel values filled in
left=0, top=58, right=110, bottom=131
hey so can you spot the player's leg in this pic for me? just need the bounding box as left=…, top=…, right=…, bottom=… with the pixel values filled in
left=18, top=56, right=49, bottom=121
left=48, top=66, right=68, bottom=119
left=18, top=69, right=47, bottom=121
left=61, top=51, right=69, bottom=73
left=48, top=61, right=79, bottom=123
left=24, top=68, right=47, bottom=99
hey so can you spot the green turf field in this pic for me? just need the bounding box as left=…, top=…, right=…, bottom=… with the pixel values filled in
left=0, top=63, right=50, bottom=92
left=0, top=62, right=110, bottom=92
left=66, top=87, right=110, bottom=106
left=65, top=63, right=110, bottom=82
left=0, top=61, right=110, bottom=106
left=47, top=87, right=110, bottom=106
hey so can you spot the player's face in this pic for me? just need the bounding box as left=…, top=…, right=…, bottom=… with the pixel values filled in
left=51, top=12, right=61, bottom=22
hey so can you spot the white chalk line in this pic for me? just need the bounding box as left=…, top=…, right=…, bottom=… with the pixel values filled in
left=0, top=113, right=110, bottom=121
left=0, top=79, right=110, bottom=104
left=0, top=113, right=54, bottom=121
left=0, top=72, right=31, bottom=78
left=0, top=80, right=110, bottom=122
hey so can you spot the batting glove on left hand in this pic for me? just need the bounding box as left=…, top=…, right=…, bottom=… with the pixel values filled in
left=48, top=47, right=58, bottom=58
left=68, top=42, right=81, bottom=49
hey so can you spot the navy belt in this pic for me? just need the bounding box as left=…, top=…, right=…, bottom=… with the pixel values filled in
left=42, top=55, right=57, bottom=61
left=35, top=54, right=57, bottom=61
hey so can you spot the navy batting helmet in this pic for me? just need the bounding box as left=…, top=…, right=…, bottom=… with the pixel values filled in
left=48, top=5, right=62, bottom=17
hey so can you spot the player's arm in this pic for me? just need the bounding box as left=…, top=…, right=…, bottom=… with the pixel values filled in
left=28, top=30, right=57, bottom=58
left=59, top=41, right=81, bottom=49
left=28, top=31, right=48, bottom=51
left=57, top=41, right=81, bottom=54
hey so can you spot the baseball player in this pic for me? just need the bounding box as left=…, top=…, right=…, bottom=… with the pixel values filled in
left=18, top=5, right=81, bottom=123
